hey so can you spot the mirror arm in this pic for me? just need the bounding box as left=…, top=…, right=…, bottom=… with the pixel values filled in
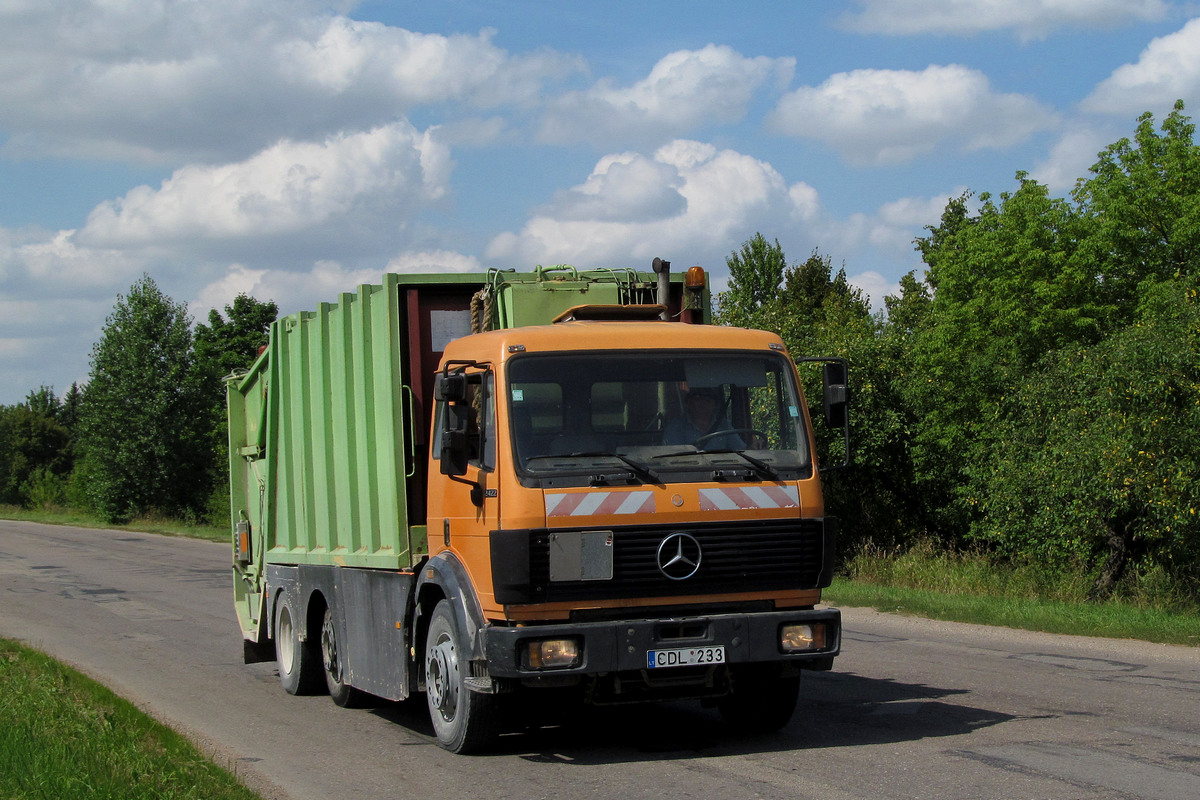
left=446, top=472, right=484, bottom=507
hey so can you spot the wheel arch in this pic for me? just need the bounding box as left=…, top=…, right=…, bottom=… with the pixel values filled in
left=413, top=552, right=487, bottom=665
left=265, top=567, right=328, bottom=646
left=305, top=589, right=329, bottom=639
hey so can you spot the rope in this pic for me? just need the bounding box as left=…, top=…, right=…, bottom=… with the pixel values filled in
left=470, top=287, right=495, bottom=334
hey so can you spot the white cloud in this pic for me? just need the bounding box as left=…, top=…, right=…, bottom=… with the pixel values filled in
left=839, top=0, right=1168, bottom=40
left=0, top=1, right=578, bottom=163
left=277, top=18, right=500, bottom=96
left=77, top=122, right=449, bottom=255
left=869, top=193, right=959, bottom=252
left=0, top=283, right=114, bottom=395
left=1, top=227, right=143, bottom=295
left=540, top=45, right=794, bottom=146
left=481, top=140, right=941, bottom=314
left=0, top=295, right=109, bottom=341
left=542, top=153, right=687, bottom=222
left=769, top=65, right=1058, bottom=166
left=788, top=183, right=821, bottom=222
left=384, top=250, right=484, bottom=275
left=1030, top=124, right=1122, bottom=193
left=189, top=265, right=272, bottom=316
left=817, top=191, right=959, bottom=296
left=1, top=222, right=204, bottom=395
left=190, top=252, right=486, bottom=320
left=486, top=140, right=818, bottom=268
left=1082, top=18, right=1200, bottom=117
left=847, top=271, right=901, bottom=309
left=189, top=261, right=387, bottom=320
left=276, top=18, right=575, bottom=109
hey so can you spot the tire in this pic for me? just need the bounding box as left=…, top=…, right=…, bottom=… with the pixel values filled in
left=275, top=592, right=323, bottom=695
left=717, top=665, right=800, bottom=733
left=321, top=606, right=366, bottom=708
left=424, top=599, right=500, bottom=753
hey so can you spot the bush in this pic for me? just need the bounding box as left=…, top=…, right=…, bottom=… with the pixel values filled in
left=22, top=468, right=67, bottom=510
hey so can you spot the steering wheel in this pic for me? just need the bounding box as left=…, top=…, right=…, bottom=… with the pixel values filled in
left=693, top=428, right=766, bottom=448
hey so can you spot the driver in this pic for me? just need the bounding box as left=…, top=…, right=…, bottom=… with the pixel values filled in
left=663, top=386, right=745, bottom=449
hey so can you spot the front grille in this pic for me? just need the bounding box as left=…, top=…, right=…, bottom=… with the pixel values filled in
left=526, top=519, right=827, bottom=602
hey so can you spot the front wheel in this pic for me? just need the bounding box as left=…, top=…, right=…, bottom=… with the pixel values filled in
left=717, top=665, right=799, bottom=733
left=424, top=600, right=500, bottom=753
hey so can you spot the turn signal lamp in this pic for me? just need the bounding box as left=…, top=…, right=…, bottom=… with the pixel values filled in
left=780, top=622, right=826, bottom=653
left=685, top=265, right=706, bottom=289
left=523, top=638, right=582, bottom=670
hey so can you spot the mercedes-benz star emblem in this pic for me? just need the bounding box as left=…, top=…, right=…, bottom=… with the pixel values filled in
left=657, top=532, right=702, bottom=580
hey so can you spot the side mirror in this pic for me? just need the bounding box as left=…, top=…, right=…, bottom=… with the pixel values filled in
left=436, top=372, right=468, bottom=403
left=796, top=356, right=851, bottom=471
left=822, top=361, right=848, bottom=429
left=440, top=429, right=470, bottom=476
left=434, top=361, right=486, bottom=505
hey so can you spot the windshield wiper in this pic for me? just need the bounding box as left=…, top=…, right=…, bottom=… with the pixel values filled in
left=572, top=452, right=662, bottom=485
left=701, top=449, right=780, bottom=480
left=653, top=447, right=780, bottom=481
left=529, top=451, right=662, bottom=485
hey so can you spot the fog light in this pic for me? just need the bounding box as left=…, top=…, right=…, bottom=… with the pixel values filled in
left=524, top=638, right=582, bottom=670
left=780, top=623, right=826, bottom=653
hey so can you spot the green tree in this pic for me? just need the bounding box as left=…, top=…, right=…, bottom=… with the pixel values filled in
left=717, top=233, right=786, bottom=327
left=0, top=390, right=72, bottom=507
left=59, top=383, right=82, bottom=433
left=974, top=278, right=1200, bottom=597
left=1073, top=100, right=1200, bottom=313
left=908, top=175, right=1099, bottom=540
left=907, top=103, right=1200, bottom=596
left=193, top=294, right=279, bottom=384
left=77, top=275, right=206, bottom=523
left=23, top=386, right=61, bottom=419
left=883, top=271, right=932, bottom=337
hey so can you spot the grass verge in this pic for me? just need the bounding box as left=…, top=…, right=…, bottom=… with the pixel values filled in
left=828, top=540, right=1200, bottom=646
left=0, top=504, right=226, bottom=543
left=0, top=638, right=260, bottom=800
left=824, top=578, right=1200, bottom=646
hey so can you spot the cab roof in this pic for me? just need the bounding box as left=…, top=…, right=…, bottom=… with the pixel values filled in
left=442, top=320, right=790, bottom=366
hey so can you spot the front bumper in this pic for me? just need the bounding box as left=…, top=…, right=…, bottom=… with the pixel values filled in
left=483, top=607, right=840, bottom=679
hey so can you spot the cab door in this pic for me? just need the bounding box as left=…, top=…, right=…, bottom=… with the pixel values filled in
left=429, top=366, right=502, bottom=607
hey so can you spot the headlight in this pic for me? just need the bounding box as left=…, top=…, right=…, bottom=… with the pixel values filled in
left=780, top=623, right=826, bottom=653
left=523, top=638, right=582, bottom=670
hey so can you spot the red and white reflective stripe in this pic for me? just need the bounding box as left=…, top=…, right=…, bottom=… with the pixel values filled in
left=699, top=485, right=799, bottom=511
left=546, top=490, right=656, bottom=517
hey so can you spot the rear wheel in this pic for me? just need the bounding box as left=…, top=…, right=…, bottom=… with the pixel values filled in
left=717, top=665, right=799, bottom=733
left=424, top=600, right=500, bottom=753
left=275, top=593, right=322, bottom=695
left=321, top=607, right=365, bottom=707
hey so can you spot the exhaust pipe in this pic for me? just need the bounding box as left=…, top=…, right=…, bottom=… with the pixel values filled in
left=652, top=257, right=671, bottom=320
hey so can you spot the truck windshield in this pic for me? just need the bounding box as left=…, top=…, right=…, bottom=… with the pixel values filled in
left=508, top=351, right=811, bottom=485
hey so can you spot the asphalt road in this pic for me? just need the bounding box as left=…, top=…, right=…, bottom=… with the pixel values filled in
left=2, top=519, right=1198, bottom=799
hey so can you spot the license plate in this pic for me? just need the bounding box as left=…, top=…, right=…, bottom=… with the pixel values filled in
left=646, top=646, right=725, bottom=669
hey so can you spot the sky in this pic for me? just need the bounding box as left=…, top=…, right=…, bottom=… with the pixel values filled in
left=2, top=0, right=1200, bottom=405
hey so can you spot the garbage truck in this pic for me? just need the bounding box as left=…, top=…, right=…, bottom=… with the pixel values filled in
left=227, top=262, right=847, bottom=753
